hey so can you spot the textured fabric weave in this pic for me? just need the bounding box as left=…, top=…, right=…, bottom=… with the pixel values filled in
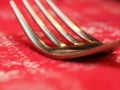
left=0, top=0, right=120, bottom=90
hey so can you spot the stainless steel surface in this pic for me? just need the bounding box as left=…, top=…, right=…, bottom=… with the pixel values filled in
left=10, top=0, right=120, bottom=59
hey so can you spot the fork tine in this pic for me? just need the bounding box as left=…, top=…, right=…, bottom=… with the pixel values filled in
left=46, top=0, right=102, bottom=44
left=22, top=0, right=66, bottom=47
left=34, top=0, right=83, bottom=45
left=10, top=0, right=51, bottom=53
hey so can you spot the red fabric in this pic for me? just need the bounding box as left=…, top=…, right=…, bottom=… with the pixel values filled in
left=0, top=0, right=120, bottom=90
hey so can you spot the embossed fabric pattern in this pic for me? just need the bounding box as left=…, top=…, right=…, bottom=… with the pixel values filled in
left=0, top=0, right=120, bottom=90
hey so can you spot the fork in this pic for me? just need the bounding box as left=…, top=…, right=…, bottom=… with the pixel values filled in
left=10, top=0, right=120, bottom=59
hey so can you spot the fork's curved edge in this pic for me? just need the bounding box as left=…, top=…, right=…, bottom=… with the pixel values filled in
left=51, top=40, right=120, bottom=59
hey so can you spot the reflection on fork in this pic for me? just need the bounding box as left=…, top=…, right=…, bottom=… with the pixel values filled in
left=10, top=0, right=120, bottom=59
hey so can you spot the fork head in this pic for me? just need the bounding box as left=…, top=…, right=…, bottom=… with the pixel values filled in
left=10, top=0, right=120, bottom=59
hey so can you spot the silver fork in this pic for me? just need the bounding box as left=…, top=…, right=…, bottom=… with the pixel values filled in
left=10, top=0, right=120, bottom=59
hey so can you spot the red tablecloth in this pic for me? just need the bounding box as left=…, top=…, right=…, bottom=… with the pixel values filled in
left=0, top=0, right=120, bottom=90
